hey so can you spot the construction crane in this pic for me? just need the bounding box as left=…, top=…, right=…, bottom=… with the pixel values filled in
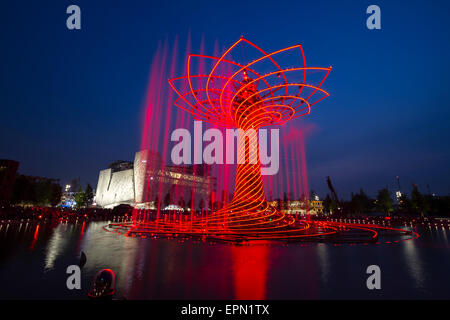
left=326, top=176, right=343, bottom=215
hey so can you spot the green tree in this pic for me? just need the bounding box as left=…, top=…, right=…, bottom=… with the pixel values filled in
left=74, top=187, right=87, bottom=208
left=411, top=185, right=429, bottom=217
left=85, top=184, right=94, bottom=207
left=34, top=180, right=51, bottom=205
left=432, top=196, right=450, bottom=217
left=324, top=194, right=338, bottom=215
left=11, top=175, right=35, bottom=205
left=397, top=193, right=410, bottom=214
left=376, top=188, right=394, bottom=216
left=50, top=182, right=62, bottom=207
left=350, top=189, right=372, bottom=214
left=11, top=175, right=61, bottom=206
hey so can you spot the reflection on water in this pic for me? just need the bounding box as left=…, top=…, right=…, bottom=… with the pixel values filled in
left=402, top=239, right=425, bottom=291
left=0, top=220, right=449, bottom=299
left=317, top=244, right=330, bottom=285
left=45, top=225, right=68, bottom=270
left=232, top=243, right=268, bottom=299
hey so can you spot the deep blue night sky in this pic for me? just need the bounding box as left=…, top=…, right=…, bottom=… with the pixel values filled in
left=1, top=0, right=449, bottom=199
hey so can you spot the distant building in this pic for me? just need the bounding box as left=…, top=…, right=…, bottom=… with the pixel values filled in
left=95, top=150, right=216, bottom=209
left=60, top=182, right=82, bottom=208
left=60, top=185, right=75, bottom=208
left=0, top=160, right=19, bottom=205
left=269, top=199, right=324, bottom=215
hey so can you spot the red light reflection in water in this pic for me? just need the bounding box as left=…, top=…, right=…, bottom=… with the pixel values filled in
left=232, top=244, right=268, bottom=299
left=75, top=221, right=86, bottom=254
left=29, top=224, right=39, bottom=250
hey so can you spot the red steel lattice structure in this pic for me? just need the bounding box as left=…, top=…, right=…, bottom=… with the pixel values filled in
left=165, top=37, right=331, bottom=238
left=106, top=38, right=416, bottom=243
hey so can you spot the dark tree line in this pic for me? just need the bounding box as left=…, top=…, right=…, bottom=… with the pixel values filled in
left=323, top=185, right=450, bottom=217
left=10, top=175, right=62, bottom=207
left=73, top=184, right=94, bottom=208
left=9, top=175, right=95, bottom=208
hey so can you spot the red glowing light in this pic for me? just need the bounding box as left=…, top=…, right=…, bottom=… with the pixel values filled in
left=106, top=37, right=417, bottom=244
left=30, top=224, right=40, bottom=250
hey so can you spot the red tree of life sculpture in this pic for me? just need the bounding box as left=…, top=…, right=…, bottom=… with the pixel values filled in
left=167, top=37, right=330, bottom=237
left=105, top=37, right=417, bottom=244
